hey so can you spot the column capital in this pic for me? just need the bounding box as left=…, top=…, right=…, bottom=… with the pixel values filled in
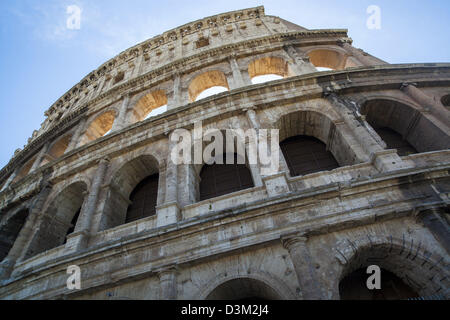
left=243, top=106, right=257, bottom=113
left=157, top=264, right=178, bottom=300
left=323, top=86, right=338, bottom=97
left=98, top=157, right=110, bottom=165
left=281, top=232, right=309, bottom=250
left=155, top=265, right=178, bottom=279
left=414, top=207, right=443, bottom=221
left=119, top=92, right=131, bottom=99
left=400, top=82, right=418, bottom=90
left=228, top=52, right=238, bottom=61
left=164, top=129, right=175, bottom=137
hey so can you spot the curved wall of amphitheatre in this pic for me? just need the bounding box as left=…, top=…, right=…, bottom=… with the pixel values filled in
left=0, top=6, right=449, bottom=300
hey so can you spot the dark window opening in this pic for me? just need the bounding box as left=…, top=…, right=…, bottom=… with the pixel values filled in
left=375, top=127, right=417, bottom=156
left=339, top=268, right=419, bottom=300
left=280, top=135, right=339, bottom=177
left=126, top=174, right=159, bottom=223
left=0, top=210, right=28, bottom=261
left=200, top=153, right=254, bottom=201
left=63, top=207, right=81, bottom=244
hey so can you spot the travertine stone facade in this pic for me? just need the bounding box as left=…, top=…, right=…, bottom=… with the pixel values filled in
left=0, top=7, right=449, bottom=300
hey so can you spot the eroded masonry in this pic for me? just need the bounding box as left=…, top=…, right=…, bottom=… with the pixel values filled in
left=0, top=6, right=449, bottom=300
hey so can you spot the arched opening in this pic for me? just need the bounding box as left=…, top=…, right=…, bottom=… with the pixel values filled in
left=441, top=94, right=450, bottom=110
left=79, top=110, right=116, bottom=146
left=125, top=173, right=159, bottom=223
left=275, top=110, right=355, bottom=172
left=361, top=99, right=450, bottom=154
left=339, top=267, right=419, bottom=300
left=132, top=90, right=168, bottom=123
left=336, top=240, right=449, bottom=300
left=102, top=155, right=160, bottom=230
left=0, top=209, right=29, bottom=261
left=280, top=135, right=339, bottom=177
left=308, top=49, right=349, bottom=71
left=24, top=182, right=87, bottom=259
left=315, top=67, right=333, bottom=72
left=41, top=133, right=73, bottom=166
left=199, top=153, right=254, bottom=201
left=248, top=56, right=292, bottom=84
left=251, top=74, right=284, bottom=84
left=372, top=127, right=417, bottom=156
left=12, top=155, right=37, bottom=184
left=188, top=70, right=230, bottom=102
left=206, top=278, right=281, bottom=300
left=195, top=86, right=229, bottom=101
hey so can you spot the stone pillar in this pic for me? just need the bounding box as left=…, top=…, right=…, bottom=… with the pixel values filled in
left=326, top=91, right=382, bottom=156
left=30, top=143, right=50, bottom=173
left=0, top=183, right=53, bottom=280
left=244, top=107, right=290, bottom=196
left=341, top=42, right=387, bottom=66
left=229, top=55, right=249, bottom=88
left=156, top=133, right=180, bottom=227
left=66, top=117, right=88, bottom=152
left=168, top=73, right=182, bottom=110
left=132, top=53, right=144, bottom=78
left=111, top=94, right=130, bottom=132
left=0, top=169, right=19, bottom=192
left=283, top=45, right=317, bottom=75
left=401, top=83, right=450, bottom=128
left=177, top=164, right=198, bottom=206
left=416, top=208, right=450, bottom=253
left=245, top=108, right=260, bottom=130
left=164, top=135, right=178, bottom=204
left=243, top=108, right=264, bottom=188
left=94, top=75, right=108, bottom=97
left=157, top=266, right=177, bottom=300
left=281, top=233, right=325, bottom=300
left=66, top=158, right=110, bottom=251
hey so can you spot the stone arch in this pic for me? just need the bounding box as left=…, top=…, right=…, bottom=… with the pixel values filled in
left=0, top=208, right=29, bottom=262
left=273, top=109, right=358, bottom=168
left=12, top=155, right=37, bottom=184
left=333, top=235, right=450, bottom=299
left=189, top=128, right=260, bottom=202
left=79, top=110, right=116, bottom=146
left=248, top=56, right=294, bottom=83
left=199, top=152, right=255, bottom=201
left=101, top=154, right=162, bottom=230
left=361, top=98, right=450, bottom=153
left=24, top=181, right=88, bottom=259
left=197, top=272, right=296, bottom=300
left=130, top=90, right=168, bottom=123
left=188, top=70, right=230, bottom=102
left=307, top=48, right=351, bottom=71
left=40, top=133, right=73, bottom=166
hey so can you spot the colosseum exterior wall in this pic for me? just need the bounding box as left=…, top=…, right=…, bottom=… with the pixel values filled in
left=0, top=6, right=449, bottom=300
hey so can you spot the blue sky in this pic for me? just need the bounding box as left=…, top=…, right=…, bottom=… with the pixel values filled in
left=0, top=0, right=449, bottom=169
